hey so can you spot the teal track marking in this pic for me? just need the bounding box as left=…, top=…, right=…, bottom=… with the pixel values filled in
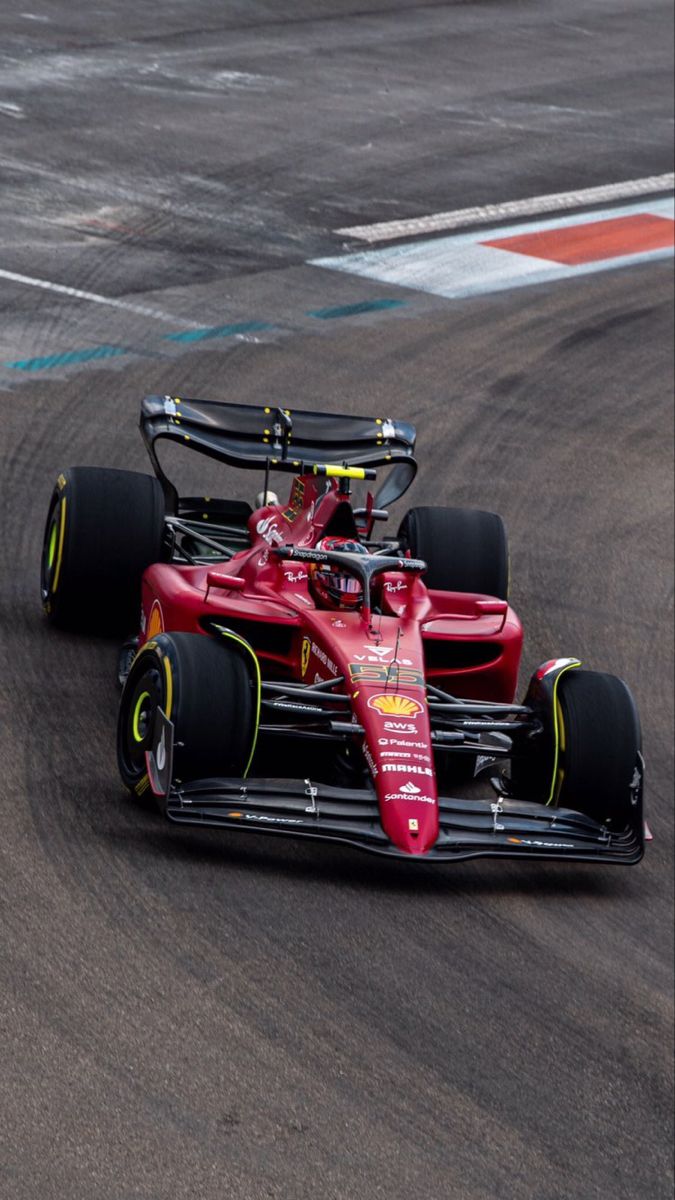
left=5, top=345, right=129, bottom=371
left=3, top=300, right=409, bottom=374
left=164, top=321, right=273, bottom=343
left=308, top=299, right=406, bottom=319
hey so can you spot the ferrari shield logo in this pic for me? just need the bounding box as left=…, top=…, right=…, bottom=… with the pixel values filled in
left=301, top=637, right=311, bottom=676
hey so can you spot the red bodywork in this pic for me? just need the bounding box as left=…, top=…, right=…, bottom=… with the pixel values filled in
left=139, top=475, right=523, bottom=856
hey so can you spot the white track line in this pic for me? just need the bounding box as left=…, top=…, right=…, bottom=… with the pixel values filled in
left=0, top=266, right=199, bottom=326
left=335, top=173, right=675, bottom=243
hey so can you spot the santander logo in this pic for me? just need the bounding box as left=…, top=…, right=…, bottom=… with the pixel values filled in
left=399, top=782, right=421, bottom=794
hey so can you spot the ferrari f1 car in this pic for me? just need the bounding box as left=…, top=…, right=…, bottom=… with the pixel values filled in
left=40, top=396, right=646, bottom=864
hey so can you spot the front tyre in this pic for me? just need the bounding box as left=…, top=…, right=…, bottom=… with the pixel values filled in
left=117, top=632, right=258, bottom=803
left=554, top=669, right=642, bottom=829
left=510, top=668, right=642, bottom=830
left=41, top=467, right=165, bottom=635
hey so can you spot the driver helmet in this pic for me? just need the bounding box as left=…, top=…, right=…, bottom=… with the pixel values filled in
left=309, top=536, right=368, bottom=610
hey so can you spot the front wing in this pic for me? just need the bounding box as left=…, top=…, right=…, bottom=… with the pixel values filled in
left=163, top=778, right=644, bottom=864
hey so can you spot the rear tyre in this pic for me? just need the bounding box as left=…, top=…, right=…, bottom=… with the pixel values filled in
left=41, top=467, right=165, bottom=635
left=554, top=669, right=642, bottom=828
left=117, top=632, right=257, bottom=803
left=399, top=506, right=508, bottom=786
left=398, top=506, right=509, bottom=598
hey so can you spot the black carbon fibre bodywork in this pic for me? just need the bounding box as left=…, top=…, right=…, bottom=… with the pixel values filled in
left=164, top=775, right=644, bottom=865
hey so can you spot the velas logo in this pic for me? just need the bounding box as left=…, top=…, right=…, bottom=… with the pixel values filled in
left=368, top=694, right=423, bottom=717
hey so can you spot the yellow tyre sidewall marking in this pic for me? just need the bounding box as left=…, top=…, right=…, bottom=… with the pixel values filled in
left=52, top=497, right=67, bottom=593
left=47, top=520, right=58, bottom=570
left=213, top=627, right=261, bottom=778
left=162, top=655, right=173, bottom=721
left=552, top=696, right=566, bottom=805
left=547, top=663, right=579, bottom=805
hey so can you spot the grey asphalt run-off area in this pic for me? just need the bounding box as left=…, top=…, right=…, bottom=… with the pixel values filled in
left=0, top=3, right=673, bottom=1198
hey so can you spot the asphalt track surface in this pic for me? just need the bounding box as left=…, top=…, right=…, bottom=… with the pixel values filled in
left=0, top=3, right=673, bottom=1198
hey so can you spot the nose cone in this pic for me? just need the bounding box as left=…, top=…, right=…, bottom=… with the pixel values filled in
left=306, top=611, right=439, bottom=855
left=377, top=775, right=439, bottom=854
left=357, top=690, right=439, bottom=855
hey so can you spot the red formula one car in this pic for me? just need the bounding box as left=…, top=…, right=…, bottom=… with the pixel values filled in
left=40, top=396, right=645, bottom=864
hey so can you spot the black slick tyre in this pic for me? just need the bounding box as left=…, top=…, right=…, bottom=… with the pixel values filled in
left=554, top=669, right=642, bottom=829
left=41, top=467, right=165, bottom=635
left=399, top=506, right=508, bottom=786
left=117, top=632, right=258, bottom=803
left=398, top=506, right=509, bottom=598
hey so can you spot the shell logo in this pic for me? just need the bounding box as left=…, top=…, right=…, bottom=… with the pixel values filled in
left=368, top=693, right=423, bottom=717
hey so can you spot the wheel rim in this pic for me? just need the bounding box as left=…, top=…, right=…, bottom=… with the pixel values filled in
left=121, top=664, right=164, bottom=780
left=41, top=499, right=64, bottom=602
left=131, top=691, right=152, bottom=743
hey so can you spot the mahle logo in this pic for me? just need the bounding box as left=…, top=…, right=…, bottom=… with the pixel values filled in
left=382, top=763, right=433, bottom=777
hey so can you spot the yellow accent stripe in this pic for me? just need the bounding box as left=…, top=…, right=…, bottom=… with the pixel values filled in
left=552, top=696, right=567, bottom=805
left=547, top=661, right=581, bottom=805
left=313, top=464, right=366, bottom=480
left=52, top=497, right=67, bottom=593
left=213, top=628, right=261, bottom=778
left=135, top=773, right=150, bottom=796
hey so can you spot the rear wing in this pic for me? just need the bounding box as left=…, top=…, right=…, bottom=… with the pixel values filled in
left=141, top=394, right=417, bottom=511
